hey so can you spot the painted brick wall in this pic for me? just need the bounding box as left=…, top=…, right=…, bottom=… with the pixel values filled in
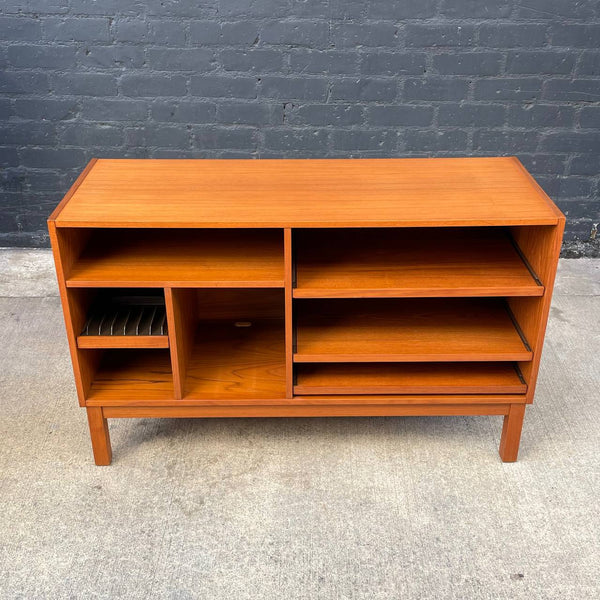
left=0, top=0, right=598, bottom=255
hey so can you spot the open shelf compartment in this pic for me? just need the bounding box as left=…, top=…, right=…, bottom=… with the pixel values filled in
left=66, top=228, right=284, bottom=288
left=186, top=321, right=285, bottom=400
left=294, top=362, right=527, bottom=395
left=86, top=349, right=174, bottom=402
left=294, top=298, right=532, bottom=363
left=294, top=227, right=543, bottom=298
left=167, top=289, right=286, bottom=400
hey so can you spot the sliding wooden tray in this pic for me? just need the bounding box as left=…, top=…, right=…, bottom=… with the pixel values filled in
left=294, top=228, right=543, bottom=298
left=295, top=298, right=532, bottom=363
left=48, top=157, right=564, bottom=465
left=295, top=363, right=527, bottom=395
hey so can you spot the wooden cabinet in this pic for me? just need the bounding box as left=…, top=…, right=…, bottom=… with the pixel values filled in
left=48, top=157, right=564, bottom=465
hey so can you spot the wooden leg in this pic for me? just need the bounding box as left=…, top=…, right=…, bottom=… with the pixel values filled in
left=86, top=407, right=112, bottom=465
left=499, top=404, right=526, bottom=462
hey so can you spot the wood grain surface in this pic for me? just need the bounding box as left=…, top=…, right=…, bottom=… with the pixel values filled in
left=54, top=157, right=560, bottom=228
left=184, top=320, right=286, bottom=399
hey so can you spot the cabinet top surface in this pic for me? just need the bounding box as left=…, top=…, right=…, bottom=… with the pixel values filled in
left=52, top=157, right=563, bottom=228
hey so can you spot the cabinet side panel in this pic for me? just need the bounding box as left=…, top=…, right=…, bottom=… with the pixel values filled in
left=67, top=288, right=101, bottom=398
left=48, top=223, right=98, bottom=405
left=509, top=223, right=565, bottom=402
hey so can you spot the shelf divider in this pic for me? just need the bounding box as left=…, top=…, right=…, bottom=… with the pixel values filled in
left=165, top=288, right=196, bottom=400
left=284, top=228, right=294, bottom=398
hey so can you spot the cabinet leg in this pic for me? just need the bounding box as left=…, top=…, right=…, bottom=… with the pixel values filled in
left=499, top=404, right=525, bottom=462
left=86, top=407, right=112, bottom=465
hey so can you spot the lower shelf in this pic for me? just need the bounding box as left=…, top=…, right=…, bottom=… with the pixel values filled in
left=294, top=363, right=526, bottom=395
left=184, top=319, right=286, bottom=399
left=87, top=349, right=174, bottom=402
left=83, top=323, right=525, bottom=403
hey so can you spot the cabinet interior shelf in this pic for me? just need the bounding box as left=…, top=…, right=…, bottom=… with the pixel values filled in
left=67, top=229, right=284, bottom=288
left=295, top=298, right=532, bottom=363
left=294, top=228, right=543, bottom=298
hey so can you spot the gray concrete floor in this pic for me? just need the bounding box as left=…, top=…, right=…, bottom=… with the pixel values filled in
left=0, top=249, right=598, bottom=600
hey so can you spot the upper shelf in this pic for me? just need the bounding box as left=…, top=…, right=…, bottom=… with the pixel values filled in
left=67, top=229, right=284, bottom=288
left=51, top=157, right=563, bottom=228
left=294, top=228, right=543, bottom=298
left=295, top=298, right=533, bottom=363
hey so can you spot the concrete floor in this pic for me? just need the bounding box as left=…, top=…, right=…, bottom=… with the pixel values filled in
left=0, top=249, right=598, bottom=600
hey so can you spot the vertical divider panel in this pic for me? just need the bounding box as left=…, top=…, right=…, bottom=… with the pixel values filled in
left=165, top=288, right=197, bottom=400
left=509, top=222, right=565, bottom=402
left=284, top=228, right=294, bottom=398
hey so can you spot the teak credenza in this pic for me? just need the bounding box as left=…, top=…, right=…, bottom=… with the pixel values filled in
left=48, top=157, right=564, bottom=465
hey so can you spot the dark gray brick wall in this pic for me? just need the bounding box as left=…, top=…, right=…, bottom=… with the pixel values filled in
left=0, top=1, right=598, bottom=255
